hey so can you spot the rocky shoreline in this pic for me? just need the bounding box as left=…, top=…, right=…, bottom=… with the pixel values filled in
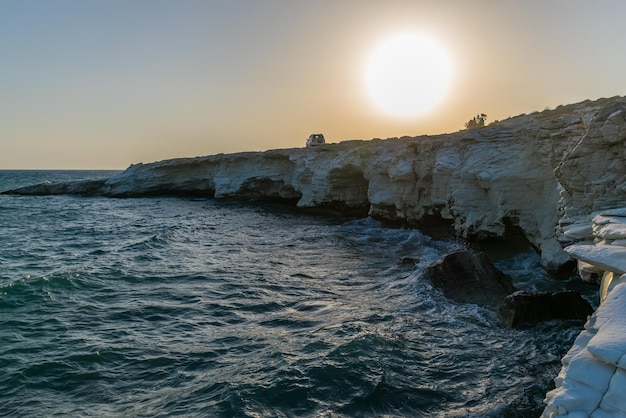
left=5, top=95, right=626, bottom=414
left=542, top=210, right=626, bottom=416
left=6, top=96, right=626, bottom=274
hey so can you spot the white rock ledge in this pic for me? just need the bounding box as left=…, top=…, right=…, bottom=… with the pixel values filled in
left=543, top=279, right=626, bottom=417
left=565, top=245, right=626, bottom=276
left=544, top=210, right=626, bottom=416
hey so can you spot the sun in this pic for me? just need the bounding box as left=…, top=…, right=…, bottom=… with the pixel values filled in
left=365, top=33, right=452, bottom=117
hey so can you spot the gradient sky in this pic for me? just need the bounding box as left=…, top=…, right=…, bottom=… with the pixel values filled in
left=2, top=0, right=625, bottom=169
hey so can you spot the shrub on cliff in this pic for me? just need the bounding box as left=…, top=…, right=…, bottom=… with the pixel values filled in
left=464, top=113, right=487, bottom=129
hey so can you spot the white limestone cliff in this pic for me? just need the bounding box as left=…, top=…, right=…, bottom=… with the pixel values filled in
left=557, top=102, right=626, bottom=247
left=543, top=102, right=626, bottom=414
left=543, top=211, right=626, bottom=417
left=542, top=279, right=626, bottom=417
left=4, top=97, right=626, bottom=273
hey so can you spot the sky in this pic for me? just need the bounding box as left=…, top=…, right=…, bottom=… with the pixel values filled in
left=2, top=0, right=626, bottom=169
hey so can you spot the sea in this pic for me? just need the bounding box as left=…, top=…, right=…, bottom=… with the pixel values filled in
left=0, top=170, right=598, bottom=417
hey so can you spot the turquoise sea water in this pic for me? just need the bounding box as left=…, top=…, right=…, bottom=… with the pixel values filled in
left=0, top=170, right=596, bottom=417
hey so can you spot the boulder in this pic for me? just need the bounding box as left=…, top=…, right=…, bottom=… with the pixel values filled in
left=498, top=290, right=593, bottom=328
left=427, top=250, right=516, bottom=307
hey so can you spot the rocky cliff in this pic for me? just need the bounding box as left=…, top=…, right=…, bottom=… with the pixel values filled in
left=543, top=211, right=626, bottom=416
left=5, top=96, right=626, bottom=272
left=557, top=101, right=626, bottom=243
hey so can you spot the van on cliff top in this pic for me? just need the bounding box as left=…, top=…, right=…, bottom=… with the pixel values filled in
left=306, top=133, right=325, bottom=147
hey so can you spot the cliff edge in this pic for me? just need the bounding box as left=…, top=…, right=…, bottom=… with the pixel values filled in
left=4, top=96, right=626, bottom=273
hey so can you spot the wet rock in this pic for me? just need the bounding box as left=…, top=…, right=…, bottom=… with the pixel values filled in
left=498, top=290, right=593, bottom=328
left=1, top=179, right=107, bottom=196
left=427, top=250, right=516, bottom=307
left=397, top=257, right=420, bottom=266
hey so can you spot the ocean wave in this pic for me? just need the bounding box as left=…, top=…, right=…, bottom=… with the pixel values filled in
left=0, top=173, right=586, bottom=416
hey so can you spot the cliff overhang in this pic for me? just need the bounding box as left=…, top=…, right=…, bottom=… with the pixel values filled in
left=4, top=96, right=626, bottom=274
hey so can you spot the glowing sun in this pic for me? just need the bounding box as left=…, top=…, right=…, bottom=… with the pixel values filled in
left=365, top=33, right=452, bottom=117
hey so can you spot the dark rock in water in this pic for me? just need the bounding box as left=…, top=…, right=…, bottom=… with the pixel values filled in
left=397, top=257, right=419, bottom=266
left=498, top=290, right=593, bottom=328
left=428, top=250, right=594, bottom=328
left=1, top=179, right=106, bottom=196
left=546, top=259, right=578, bottom=281
left=427, top=250, right=516, bottom=307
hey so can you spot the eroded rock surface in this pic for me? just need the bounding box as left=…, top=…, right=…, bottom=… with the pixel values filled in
left=426, top=250, right=516, bottom=307
left=543, top=281, right=626, bottom=417
left=544, top=205, right=626, bottom=416
left=5, top=96, right=626, bottom=271
left=556, top=100, right=626, bottom=248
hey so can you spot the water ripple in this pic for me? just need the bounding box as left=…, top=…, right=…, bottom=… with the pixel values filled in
left=0, top=171, right=597, bottom=417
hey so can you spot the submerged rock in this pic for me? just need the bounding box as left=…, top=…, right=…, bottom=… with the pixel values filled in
left=426, top=250, right=516, bottom=307
left=498, top=290, right=593, bottom=329
left=2, top=179, right=107, bottom=196
left=396, top=257, right=420, bottom=266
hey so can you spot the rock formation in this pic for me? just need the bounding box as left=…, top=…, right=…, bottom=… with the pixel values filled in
left=543, top=210, right=626, bottom=416
left=542, top=280, right=626, bottom=417
left=426, top=250, right=515, bottom=307
left=426, top=251, right=592, bottom=328
left=498, top=290, right=593, bottom=329
left=556, top=101, right=626, bottom=251
left=4, top=96, right=626, bottom=274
